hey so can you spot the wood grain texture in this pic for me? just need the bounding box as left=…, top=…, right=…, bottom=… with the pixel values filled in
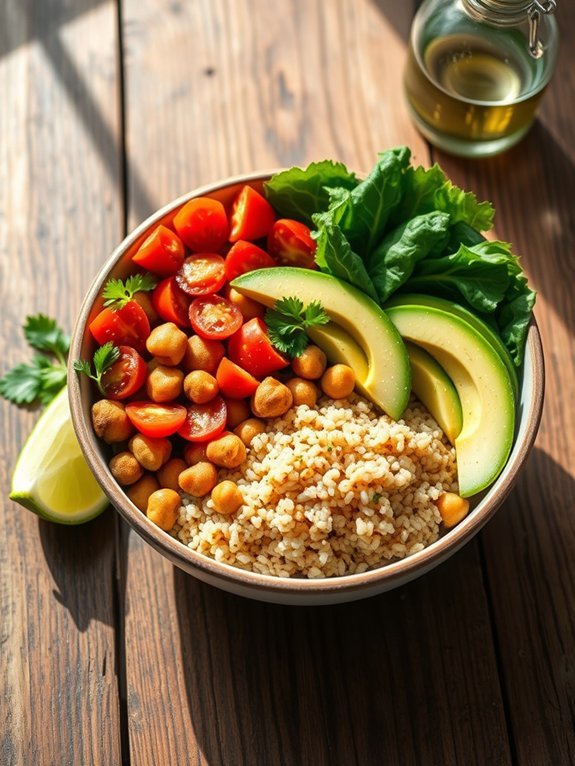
left=121, top=1, right=511, bottom=763
left=0, top=1, right=122, bottom=763
left=429, top=4, right=575, bottom=762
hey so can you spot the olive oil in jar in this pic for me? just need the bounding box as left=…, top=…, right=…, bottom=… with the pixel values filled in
left=404, top=0, right=559, bottom=157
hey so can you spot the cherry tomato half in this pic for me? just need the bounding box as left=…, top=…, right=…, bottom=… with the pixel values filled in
left=177, top=396, right=227, bottom=442
left=267, top=219, right=317, bottom=268
left=173, top=197, right=229, bottom=252
left=189, top=295, right=243, bottom=340
left=125, top=402, right=187, bottom=438
left=89, top=301, right=150, bottom=352
left=175, top=254, right=226, bottom=296
left=224, top=240, right=275, bottom=282
left=216, top=357, right=259, bottom=399
left=152, top=277, right=191, bottom=327
left=229, top=185, right=276, bottom=243
left=100, top=346, right=147, bottom=400
left=227, top=317, right=290, bottom=378
left=132, top=225, right=185, bottom=276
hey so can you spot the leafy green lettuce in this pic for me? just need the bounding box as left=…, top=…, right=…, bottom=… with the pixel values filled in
left=314, top=223, right=378, bottom=302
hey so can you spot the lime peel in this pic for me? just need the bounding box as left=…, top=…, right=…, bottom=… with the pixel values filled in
left=9, top=386, right=108, bottom=524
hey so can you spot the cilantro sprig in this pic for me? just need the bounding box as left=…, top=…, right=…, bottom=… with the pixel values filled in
left=102, top=274, right=157, bottom=310
left=73, top=343, right=121, bottom=396
left=265, top=297, right=329, bottom=358
left=0, top=315, right=70, bottom=405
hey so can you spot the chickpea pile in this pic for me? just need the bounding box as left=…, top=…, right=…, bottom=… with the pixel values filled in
left=92, top=322, right=357, bottom=531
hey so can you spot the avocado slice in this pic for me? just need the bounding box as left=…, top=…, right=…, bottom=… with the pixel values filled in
left=406, top=342, right=463, bottom=446
left=311, top=323, right=462, bottom=445
left=231, top=267, right=411, bottom=419
left=386, top=293, right=519, bottom=398
left=385, top=303, right=515, bottom=497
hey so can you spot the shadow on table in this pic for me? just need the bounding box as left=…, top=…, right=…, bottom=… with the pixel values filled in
left=39, top=507, right=118, bottom=631
left=172, top=447, right=574, bottom=765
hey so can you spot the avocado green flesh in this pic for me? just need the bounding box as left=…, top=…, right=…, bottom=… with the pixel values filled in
left=385, top=293, right=519, bottom=398
left=307, top=322, right=372, bottom=400
left=231, top=268, right=411, bottom=420
left=385, top=304, right=515, bottom=497
left=406, top=342, right=463, bottom=446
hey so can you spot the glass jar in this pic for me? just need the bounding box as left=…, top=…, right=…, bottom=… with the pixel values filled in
left=404, top=0, right=559, bottom=157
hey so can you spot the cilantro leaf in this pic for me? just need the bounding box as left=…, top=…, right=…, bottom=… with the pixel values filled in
left=0, top=355, right=59, bottom=405
left=102, top=274, right=157, bottom=309
left=23, top=314, right=70, bottom=364
left=265, top=298, right=329, bottom=358
left=73, top=342, right=120, bottom=395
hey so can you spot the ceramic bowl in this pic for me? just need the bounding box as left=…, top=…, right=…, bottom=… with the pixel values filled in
left=68, top=172, right=545, bottom=605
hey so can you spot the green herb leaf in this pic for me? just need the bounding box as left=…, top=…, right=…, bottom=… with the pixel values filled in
left=23, top=314, right=70, bottom=364
left=73, top=342, right=120, bottom=395
left=265, top=297, right=329, bottom=358
left=0, top=356, right=49, bottom=404
left=264, top=161, right=358, bottom=225
left=102, top=273, right=157, bottom=309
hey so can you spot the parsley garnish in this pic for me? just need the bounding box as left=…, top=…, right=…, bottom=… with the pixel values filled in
left=265, top=297, right=329, bottom=358
left=73, top=343, right=121, bottom=396
left=0, top=315, right=70, bottom=405
left=102, top=274, right=157, bottom=310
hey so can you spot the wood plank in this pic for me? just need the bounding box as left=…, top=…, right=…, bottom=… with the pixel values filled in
left=0, top=1, right=123, bottom=763
left=428, top=4, right=575, bottom=761
left=120, top=1, right=512, bottom=762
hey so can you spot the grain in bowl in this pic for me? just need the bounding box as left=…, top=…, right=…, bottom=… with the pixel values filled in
left=171, top=393, right=458, bottom=578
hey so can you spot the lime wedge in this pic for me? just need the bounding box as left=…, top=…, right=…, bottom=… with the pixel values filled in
left=10, top=386, right=108, bottom=524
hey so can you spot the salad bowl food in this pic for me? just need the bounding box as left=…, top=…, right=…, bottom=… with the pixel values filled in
left=69, top=150, right=544, bottom=604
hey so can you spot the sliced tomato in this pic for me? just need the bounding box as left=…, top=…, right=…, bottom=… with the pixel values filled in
left=173, top=197, right=229, bottom=252
left=229, top=186, right=276, bottom=243
left=224, top=286, right=265, bottom=320
left=178, top=396, right=227, bottom=442
left=189, top=295, right=243, bottom=340
left=100, top=346, right=147, bottom=400
left=152, top=277, right=191, bottom=326
left=227, top=317, right=290, bottom=378
left=224, top=240, right=275, bottom=281
left=125, top=401, right=187, bottom=437
left=216, top=357, right=259, bottom=398
left=89, top=301, right=150, bottom=352
left=132, top=225, right=185, bottom=276
left=267, top=219, right=317, bottom=268
left=175, top=254, right=226, bottom=296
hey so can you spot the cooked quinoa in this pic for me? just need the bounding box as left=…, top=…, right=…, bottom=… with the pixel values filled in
left=170, top=394, right=458, bottom=578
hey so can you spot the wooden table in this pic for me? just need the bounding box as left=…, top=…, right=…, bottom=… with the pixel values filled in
left=2, top=2, right=574, bottom=763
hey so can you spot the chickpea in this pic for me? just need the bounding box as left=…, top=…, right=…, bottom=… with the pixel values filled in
left=206, top=433, right=247, bottom=468
left=133, top=290, right=159, bottom=324
left=184, top=334, right=225, bottom=374
left=146, top=364, right=184, bottom=402
left=291, top=345, right=327, bottom=380
left=183, top=370, right=219, bottom=404
left=436, top=492, right=470, bottom=529
left=127, top=473, right=160, bottom=512
left=129, top=433, right=172, bottom=471
left=179, top=462, right=218, bottom=497
left=225, top=398, right=251, bottom=429
left=234, top=417, right=266, bottom=446
left=251, top=377, right=293, bottom=418
left=156, top=457, right=188, bottom=492
left=320, top=364, right=355, bottom=399
left=225, top=287, right=265, bottom=320
left=211, top=480, right=243, bottom=515
left=146, top=322, right=188, bottom=366
left=183, top=443, right=208, bottom=465
left=146, top=488, right=181, bottom=531
left=91, top=400, right=134, bottom=443
left=286, top=378, right=319, bottom=408
left=109, top=451, right=143, bottom=486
